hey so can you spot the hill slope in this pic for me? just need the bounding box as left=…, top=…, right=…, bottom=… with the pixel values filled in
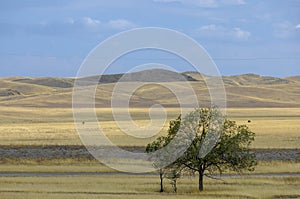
left=0, top=69, right=299, bottom=108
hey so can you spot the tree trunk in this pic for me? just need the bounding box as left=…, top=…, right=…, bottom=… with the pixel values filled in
left=198, top=169, right=204, bottom=191
left=174, top=180, right=177, bottom=193
left=159, top=169, right=164, bottom=192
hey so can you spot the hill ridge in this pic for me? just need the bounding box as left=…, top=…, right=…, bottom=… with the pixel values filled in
left=1, top=69, right=299, bottom=108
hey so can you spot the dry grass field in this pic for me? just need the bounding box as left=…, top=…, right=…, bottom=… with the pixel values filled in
left=227, top=108, right=300, bottom=149
left=1, top=72, right=300, bottom=108
left=1, top=72, right=300, bottom=198
left=0, top=106, right=299, bottom=148
left=1, top=72, right=299, bottom=147
left=1, top=175, right=299, bottom=199
left=0, top=106, right=299, bottom=198
left=0, top=159, right=299, bottom=174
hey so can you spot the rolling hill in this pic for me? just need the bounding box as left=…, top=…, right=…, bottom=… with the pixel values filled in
left=0, top=69, right=299, bottom=108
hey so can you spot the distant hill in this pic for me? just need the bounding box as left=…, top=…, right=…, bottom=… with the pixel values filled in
left=286, top=76, right=300, bottom=82
left=0, top=69, right=299, bottom=108
left=183, top=72, right=292, bottom=86
left=13, top=77, right=74, bottom=88
left=79, top=69, right=197, bottom=85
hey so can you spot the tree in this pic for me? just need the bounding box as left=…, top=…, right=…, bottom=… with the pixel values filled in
left=146, top=107, right=256, bottom=192
left=166, top=165, right=181, bottom=193
left=145, top=116, right=181, bottom=192
left=146, top=136, right=167, bottom=192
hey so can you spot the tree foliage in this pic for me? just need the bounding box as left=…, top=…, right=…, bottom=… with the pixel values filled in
left=146, top=107, right=256, bottom=192
left=145, top=115, right=181, bottom=192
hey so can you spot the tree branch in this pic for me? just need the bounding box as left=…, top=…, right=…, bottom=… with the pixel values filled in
left=182, top=162, right=198, bottom=172
left=204, top=174, right=225, bottom=182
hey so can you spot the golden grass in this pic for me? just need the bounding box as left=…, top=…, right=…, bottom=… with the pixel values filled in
left=0, top=107, right=299, bottom=148
left=0, top=175, right=299, bottom=199
left=227, top=108, right=300, bottom=149
left=254, top=161, right=300, bottom=174
left=1, top=75, right=300, bottom=109
left=1, top=78, right=299, bottom=198
left=1, top=159, right=299, bottom=174
left=0, top=122, right=80, bottom=146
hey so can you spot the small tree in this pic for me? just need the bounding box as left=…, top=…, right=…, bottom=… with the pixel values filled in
left=146, top=137, right=182, bottom=193
left=146, top=136, right=167, bottom=192
left=147, top=107, right=256, bottom=192
left=166, top=166, right=181, bottom=193
left=145, top=116, right=181, bottom=192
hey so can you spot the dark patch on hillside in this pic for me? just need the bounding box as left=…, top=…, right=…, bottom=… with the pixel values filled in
left=13, top=78, right=74, bottom=88
left=0, top=89, right=22, bottom=97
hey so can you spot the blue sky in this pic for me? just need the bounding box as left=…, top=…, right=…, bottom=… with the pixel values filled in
left=0, top=0, right=299, bottom=77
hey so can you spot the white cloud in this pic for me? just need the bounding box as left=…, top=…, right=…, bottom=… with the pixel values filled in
left=81, top=17, right=100, bottom=27
left=184, top=0, right=218, bottom=7
left=66, top=17, right=136, bottom=30
left=107, top=19, right=136, bottom=30
left=233, top=28, right=251, bottom=40
left=197, top=24, right=250, bottom=40
left=153, top=0, right=245, bottom=7
left=273, top=21, right=299, bottom=38
left=65, top=18, right=75, bottom=24
left=29, top=17, right=136, bottom=37
left=198, top=24, right=218, bottom=31
left=64, top=17, right=101, bottom=29
left=64, top=17, right=137, bottom=31
left=224, top=0, right=246, bottom=5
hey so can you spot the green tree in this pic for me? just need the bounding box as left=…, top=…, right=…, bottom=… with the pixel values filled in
left=145, top=116, right=181, bottom=192
left=146, top=136, right=167, bottom=192
left=147, top=107, right=256, bottom=192
left=166, top=165, right=181, bottom=193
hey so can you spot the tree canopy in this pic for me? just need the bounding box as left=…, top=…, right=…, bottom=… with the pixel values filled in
left=146, top=107, right=256, bottom=192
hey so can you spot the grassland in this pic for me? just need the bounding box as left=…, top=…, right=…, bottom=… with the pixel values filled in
left=1, top=72, right=300, bottom=108
left=1, top=175, right=299, bottom=199
left=1, top=107, right=299, bottom=198
left=1, top=157, right=299, bottom=198
left=0, top=106, right=299, bottom=148
left=1, top=159, right=299, bottom=174
left=1, top=72, right=300, bottom=198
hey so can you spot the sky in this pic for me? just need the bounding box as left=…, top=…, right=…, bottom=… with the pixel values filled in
left=0, top=0, right=299, bottom=77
